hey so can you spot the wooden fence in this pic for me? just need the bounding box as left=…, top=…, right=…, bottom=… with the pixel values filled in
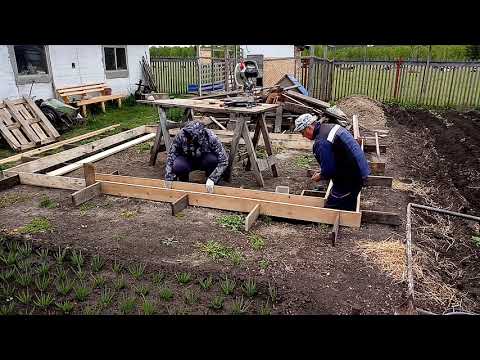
left=301, top=58, right=480, bottom=108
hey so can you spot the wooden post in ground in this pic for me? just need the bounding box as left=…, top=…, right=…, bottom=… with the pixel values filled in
left=83, top=163, right=96, bottom=186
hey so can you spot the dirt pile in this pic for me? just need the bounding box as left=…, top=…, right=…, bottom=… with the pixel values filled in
left=336, top=95, right=387, bottom=130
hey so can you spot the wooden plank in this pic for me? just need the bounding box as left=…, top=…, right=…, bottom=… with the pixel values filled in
left=46, top=133, right=155, bottom=176
left=1, top=108, right=31, bottom=146
left=76, top=94, right=125, bottom=106
left=352, top=114, right=360, bottom=140
left=209, top=116, right=226, bottom=130
left=95, top=173, right=325, bottom=208
left=285, top=90, right=331, bottom=109
left=258, top=114, right=278, bottom=177
left=71, top=182, right=101, bottom=206
left=158, top=107, right=172, bottom=153
left=301, top=189, right=326, bottom=197
left=0, top=124, right=120, bottom=166
left=365, top=176, right=393, bottom=187
left=369, top=161, right=386, bottom=176
left=274, top=105, right=283, bottom=133
left=242, top=118, right=265, bottom=187
left=7, top=126, right=147, bottom=173
left=24, top=97, right=60, bottom=138
left=0, top=174, right=20, bottom=191
left=0, top=112, right=21, bottom=150
left=83, top=163, right=96, bottom=186
left=275, top=186, right=289, bottom=194
left=99, top=180, right=361, bottom=227
left=5, top=172, right=86, bottom=191
left=245, top=203, right=260, bottom=232
left=170, top=193, right=189, bottom=216
left=4, top=99, right=41, bottom=143
left=361, top=210, right=400, bottom=226
left=330, top=213, right=340, bottom=246
left=375, top=132, right=381, bottom=158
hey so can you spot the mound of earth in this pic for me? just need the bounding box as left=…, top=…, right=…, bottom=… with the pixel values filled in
left=336, top=95, right=387, bottom=131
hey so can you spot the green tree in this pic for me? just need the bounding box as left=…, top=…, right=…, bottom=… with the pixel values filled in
left=466, top=45, right=480, bottom=60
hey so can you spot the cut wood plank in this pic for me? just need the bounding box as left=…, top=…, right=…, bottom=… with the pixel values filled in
left=352, top=114, right=360, bottom=140
left=361, top=210, right=400, bottom=226
left=7, top=126, right=147, bottom=173
left=71, top=182, right=101, bottom=206
left=330, top=213, right=340, bottom=246
left=170, top=194, right=189, bottom=216
left=83, top=163, right=96, bottom=186
left=245, top=203, right=260, bottom=231
left=0, top=113, right=21, bottom=150
left=99, top=180, right=362, bottom=227
left=5, top=172, right=86, bottom=190
left=209, top=116, right=226, bottom=130
left=365, top=176, right=393, bottom=187
left=0, top=174, right=20, bottom=191
left=95, top=173, right=325, bottom=208
left=75, top=94, right=125, bottom=106
left=0, top=124, right=120, bottom=166
left=375, top=132, right=381, bottom=158
left=285, top=90, right=331, bottom=109
left=1, top=107, right=32, bottom=147
left=4, top=99, right=40, bottom=143
left=47, top=133, right=155, bottom=176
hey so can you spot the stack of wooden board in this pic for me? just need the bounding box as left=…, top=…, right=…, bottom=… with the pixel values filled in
left=0, top=97, right=60, bottom=151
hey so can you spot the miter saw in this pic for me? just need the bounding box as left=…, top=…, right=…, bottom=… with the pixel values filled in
left=223, top=59, right=260, bottom=108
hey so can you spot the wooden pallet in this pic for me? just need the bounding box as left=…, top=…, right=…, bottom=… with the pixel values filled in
left=0, top=97, right=60, bottom=151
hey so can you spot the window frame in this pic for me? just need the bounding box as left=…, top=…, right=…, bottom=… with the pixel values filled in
left=8, top=45, right=53, bottom=85
left=102, top=45, right=129, bottom=79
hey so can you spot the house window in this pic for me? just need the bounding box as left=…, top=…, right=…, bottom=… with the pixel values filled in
left=8, top=45, right=52, bottom=84
left=103, top=45, right=129, bottom=79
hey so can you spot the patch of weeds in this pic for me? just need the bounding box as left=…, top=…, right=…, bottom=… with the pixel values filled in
left=16, top=259, right=31, bottom=272
left=5, top=239, right=20, bottom=252
left=0, top=268, right=15, bottom=282
left=112, top=259, right=123, bottom=274
left=74, top=282, right=90, bottom=302
left=18, top=243, right=32, bottom=258
left=37, top=262, right=49, bottom=277
left=36, top=248, right=49, bottom=262
left=79, top=202, right=95, bottom=215
left=152, top=271, right=165, bottom=285
left=0, top=193, right=28, bottom=208
left=35, top=275, right=51, bottom=292
left=16, top=288, right=32, bottom=305
left=183, top=289, right=199, bottom=305
left=0, top=302, right=15, bottom=315
left=472, top=235, right=480, bottom=247
left=209, top=295, right=225, bottom=311
left=176, top=272, right=192, bottom=285
left=220, top=276, right=236, bottom=296
left=199, top=275, right=213, bottom=291
left=120, top=210, right=137, bottom=219
left=1, top=251, right=19, bottom=266
left=33, top=292, right=54, bottom=309
left=259, top=301, right=272, bottom=315
left=70, top=250, right=84, bottom=268
left=91, top=255, right=104, bottom=273
left=256, top=148, right=268, bottom=159
left=216, top=215, right=245, bottom=232
left=54, top=247, right=67, bottom=264
left=113, top=275, right=127, bottom=291
left=15, top=270, right=33, bottom=287
left=199, top=240, right=243, bottom=265
left=317, top=223, right=330, bottom=231
left=83, top=305, right=100, bottom=315
left=1, top=283, right=16, bottom=298
left=128, top=263, right=145, bottom=280
left=135, top=284, right=150, bottom=297
left=268, top=282, right=278, bottom=304
left=119, top=294, right=136, bottom=314
left=56, top=278, right=73, bottom=296
left=175, top=213, right=185, bottom=219
left=259, top=259, right=270, bottom=270
left=18, top=217, right=53, bottom=234
left=39, top=196, right=58, bottom=209
left=295, top=154, right=315, bottom=169
left=99, top=287, right=115, bottom=308
left=159, top=287, right=174, bottom=301
left=56, top=301, right=74, bottom=314
left=230, top=296, right=251, bottom=315
left=91, top=274, right=106, bottom=289
left=56, top=266, right=68, bottom=280
left=74, top=267, right=87, bottom=281
left=135, top=142, right=152, bottom=153
left=242, top=279, right=258, bottom=298
left=229, top=250, right=243, bottom=266
left=141, top=298, right=156, bottom=315
left=248, top=233, right=265, bottom=250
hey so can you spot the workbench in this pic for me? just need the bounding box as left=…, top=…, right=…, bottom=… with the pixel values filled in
left=138, top=98, right=279, bottom=187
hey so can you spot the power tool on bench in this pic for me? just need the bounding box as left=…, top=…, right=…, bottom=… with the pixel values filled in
left=223, top=59, right=260, bottom=108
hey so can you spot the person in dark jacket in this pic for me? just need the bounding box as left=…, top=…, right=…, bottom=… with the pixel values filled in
left=165, top=121, right=228, bottom=193
left=294, top=114, right=370, bottom=211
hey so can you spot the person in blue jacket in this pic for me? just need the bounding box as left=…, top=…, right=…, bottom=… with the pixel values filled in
left=294, top=113, right=370, bottom=211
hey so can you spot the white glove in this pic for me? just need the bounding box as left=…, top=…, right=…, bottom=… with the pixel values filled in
left=165, top=180, right=173, bottom=189
left=206, top=178, right=214, bottom=193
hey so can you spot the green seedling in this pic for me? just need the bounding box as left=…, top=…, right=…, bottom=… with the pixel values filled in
left=159, top=287, right=174, bottom=301
left=0, top=302, right=15, bottom=316
left=56, top=301, right=74, bottom=314
left=35, top=275, right=51, bottom=292
left=248, top=234, right=265, bottom=251
left=119, top=295, right=136, bottom=314
left=15, top=270, right=33, bottom=287
left=39, top=196, right=58, bottom=209
left=5, top=239, right=19, bottom=252
left=209, top=295, right=225, bottom=311
left=18, top=243, right=32, bottom=258
left=56, top=278, right=73, bottom=296
left=37, top=262, right=49, bottom=276
left=152, top=271, right=165, bottom=285
left=16, top=289, right=32, bottom=305
left=183, top=289, right=198, bottom=305
left=74, top=282, right=90, bottom=302
left=216, top=215, right=245, bottom=232
left=56, top=266, right=67, bottom=280
left=220, top=276, right=236, bottom=296
left=135, top=284, right=150, bottom=297
left=295, top=154, right=315, bottom=169
left=70, top=250, right=84, bottom=268
left=259, top=259, right=270, bottom=270
left=268, top=282, right=278, bottom=303
left=199, top=275, right=213, bottom=291
left=472, top=235, right=480, bottom=247
left=79, top=202, right=95, bottom=215
left=91, top=274, right=106, bottom=289
left=120, top=210, right=137, bottom=219
left=199, top=240, right=243, bottom=265
left=0, top=268, right=16, bottom=282
left=83, top=305, right=100, bottom=315
left=112, top=259, right=123, bottom=274
left=1, top=283, right=16, bottom=298
left=74, top=267, right=86, bottom=281
left=91, top=255, right=104, bottom=272
left=33, top=293, right=54, bottom=309
left=19, top=217, right=53, bottom=234
left=0, top=193, right=28, bottom=208
left=135, top=142, right=152, bottom=153
left=54, top=247, right=67, bottom=264
left=100, top=287, right=115, bottom=307
left=259, top=301, right=272, bottom=315
left=141, top=298, right=156, bottom=315
left=113, top=275, right=127, bottom=291
left=1, top=251, right=19, bottom=266
left=176, top=272, right=192, bottom=285
left=229, top=250, right=243, bottom=266
left=242, top=279, right=258, bottom=298
left=230, top=296, right=251, bottom=315
left=16, top=259, right=31, bottom=272
left=35, top=248, right=49, bottom=261
left=128, top=263, right=145, bottom=280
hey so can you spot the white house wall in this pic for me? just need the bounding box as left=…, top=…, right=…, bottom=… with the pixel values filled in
left=0, top=46, right=20, bottom=99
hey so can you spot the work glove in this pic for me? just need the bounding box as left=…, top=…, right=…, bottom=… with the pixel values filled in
left=206, top=178, right=215, bottom=194
left=165, top=180, right=173, bottom=189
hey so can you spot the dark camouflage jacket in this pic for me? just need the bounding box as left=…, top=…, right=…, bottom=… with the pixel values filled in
left=165, top=121, right=228, bottom=183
